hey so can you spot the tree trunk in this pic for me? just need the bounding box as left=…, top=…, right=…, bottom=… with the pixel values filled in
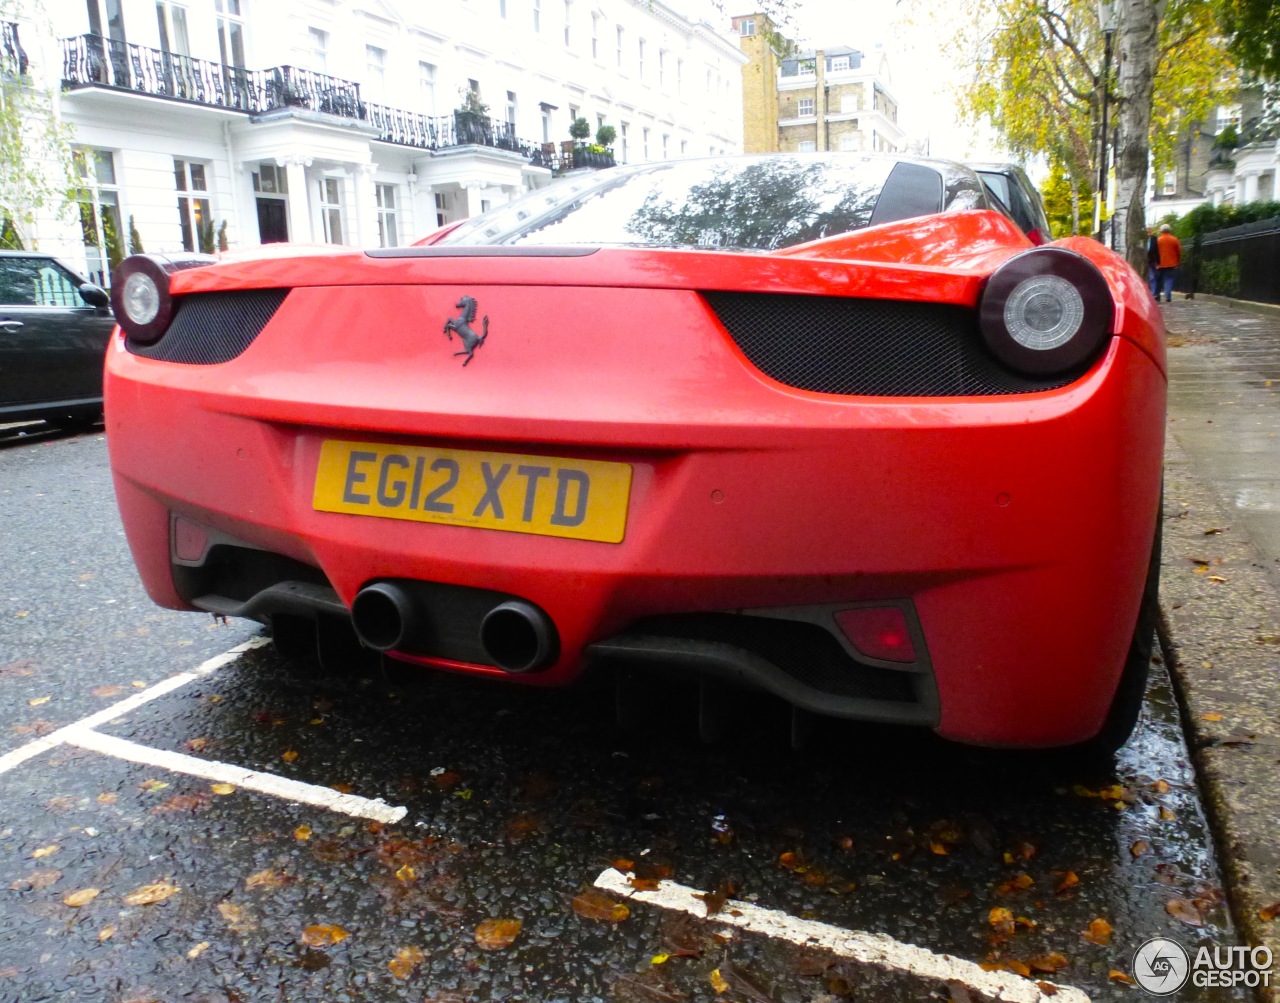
left=1114, top=0, right=1161, bottom=272
left=1070, top=176, right=1080, bottom=235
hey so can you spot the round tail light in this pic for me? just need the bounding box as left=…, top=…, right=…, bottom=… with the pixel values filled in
left=979, top=247, right=1114, bottom=377
left=110, top=252, right=215, bottom=345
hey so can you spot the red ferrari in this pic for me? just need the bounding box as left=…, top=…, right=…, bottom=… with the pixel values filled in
left=105, top=155, right=1165, bottom=752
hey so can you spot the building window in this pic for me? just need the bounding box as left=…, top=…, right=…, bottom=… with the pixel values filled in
left=830, top=56, right=849, bottom=71
left=637, top=38, right=645, bottom=79
left=563, top=0, right=571, bottom=45
left=798, top=140, right=815, bottom=152
left=658, top=49, right=665, bottom=87
left=419, top=61, right=436, bottom=115
left=215, top=0, right=246, bottom=68
left=620, top=121, right=629, bottom=162
left=307, top=27, right=327, bottom=72
left=642, top=126, right=649, bottom=159
left=676, top=58, right=682, bottom=93
left=591, top=13, right=599, bottom=58
left=739, top=18, right=755, bottom=35
left=173, top=158, right=211, bottom=253
left=156, top=1, right=191, bottom=57
left=798, top=97, right=814, bottom=117
left=253, top=163, right=288, bottom=244
left=679, top=138, right=687, bottom=156
left=840, top=94, right=858, bottom=114
left=376, top=183, right=398, bottom=247
left=541, top=105, right=551, bottom=141
left=319, top=177, right=344, bottom=244
left=365, top=45, right=386, bottom=97
left=481, top=199, right=491, bottom=213
left=72, top=148, right=122, bottom=287
left=435, top=191, right=448, bottom=228
left=616, top=26, right=624, bottom=68
left=798, top=59, right=815, bottom=76
left=839, top=133, right=860, bottom=151
left=661, top=133, right=668, bottom=158
left=532, top=0, right=540, bottom=32
left=1216, top=105, right=1241, bottom=132
left=1163, top=172, right=1177, bottom=196
left=499, top=0, right=506, bottom=16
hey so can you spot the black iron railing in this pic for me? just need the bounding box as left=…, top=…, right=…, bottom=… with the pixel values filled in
left=2, top=20, right=28, bottom=75
left=59, top=34, right=615, bottom=172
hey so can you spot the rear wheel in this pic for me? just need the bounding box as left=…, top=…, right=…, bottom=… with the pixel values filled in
left=1076, top=502, right=1162, bottom=757
left=47, top=413, right=100, bottom=433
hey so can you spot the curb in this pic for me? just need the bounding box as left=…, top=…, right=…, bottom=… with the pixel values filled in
left=1159, top=436, right=1280, bottom=1002
left=1182, top=292, right=1280, bottom=321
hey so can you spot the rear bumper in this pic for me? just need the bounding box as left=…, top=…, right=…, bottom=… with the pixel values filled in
left=105, top=317, right=1165, bottom=747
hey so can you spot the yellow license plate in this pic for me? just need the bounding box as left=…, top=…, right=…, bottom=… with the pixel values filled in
left=313, top=440, right=632, bottom=543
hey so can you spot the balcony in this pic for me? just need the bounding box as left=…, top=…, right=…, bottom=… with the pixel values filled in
left=2, top=21, right=28, bottom=76
left=59, top=34, right=596, bottom=171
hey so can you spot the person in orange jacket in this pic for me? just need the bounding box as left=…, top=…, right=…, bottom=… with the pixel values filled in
left=1155, top=224, right=1181, bottom=303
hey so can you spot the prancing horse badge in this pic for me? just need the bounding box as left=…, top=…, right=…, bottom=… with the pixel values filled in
left=443, top=295, right=488, bottom=366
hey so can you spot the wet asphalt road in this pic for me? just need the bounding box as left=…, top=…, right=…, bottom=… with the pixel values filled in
left=0, top=426, right=1248, bottom=1002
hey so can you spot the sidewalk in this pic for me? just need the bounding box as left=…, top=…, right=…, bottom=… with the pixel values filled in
left=1159, top=296, right=1280, bottom=999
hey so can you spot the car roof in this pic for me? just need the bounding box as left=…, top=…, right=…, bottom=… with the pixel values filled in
left=0, top=249, right=57, bottom=258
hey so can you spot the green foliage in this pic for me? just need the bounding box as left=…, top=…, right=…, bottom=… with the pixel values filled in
left=1166, top=199, right=1280, bottom=239
left=456, top=88, right=488, bottom=117
left=217, top=219, right=229, bottom=252
left=1040, top=160, right=1093, bottom=237
left=127, top=214, right=144, bottom=255
left=569, top=117, right=592, bottom=141
left=595, top=124, right=616, bottom=148
left=0, top=215, right=21, bottom=249
left=1217, top=0, right=1280, bottom=77
left=1199, top=254, right=1241, bottom=295
left=1213, top=123, right=1238, bottom=149
left=197, top=215, right=215, bottom=255
left=101, top=208, right=123, bottom=269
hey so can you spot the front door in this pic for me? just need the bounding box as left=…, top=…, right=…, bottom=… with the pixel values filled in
left=257, top=198, right=288, bottom=243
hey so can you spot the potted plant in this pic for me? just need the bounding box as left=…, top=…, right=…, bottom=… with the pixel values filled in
left=455, top=89, right=492, bottom=145
left=569, top=117, right=591, bottom=145
left=595, top=124, right=616, bottom=150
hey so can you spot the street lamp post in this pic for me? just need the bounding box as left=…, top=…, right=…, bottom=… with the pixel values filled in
left=1096, top=0, right=1118, bottom=245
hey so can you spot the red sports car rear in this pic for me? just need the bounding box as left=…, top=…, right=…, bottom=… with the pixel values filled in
left=105, top=156, right=1166, bottom=751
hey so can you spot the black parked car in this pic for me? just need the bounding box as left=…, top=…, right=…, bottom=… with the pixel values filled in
left=968, top=162, right=1053, bottom=245
left=0, top=250, right=114, bottom=430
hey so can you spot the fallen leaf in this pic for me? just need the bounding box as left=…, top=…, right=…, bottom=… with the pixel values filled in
left=474, top=918, right=521, bottom=950
left=98, top=925, right=115, bottom=941
left=1109, top=970, right=1136, bottom=984
left=300, top=924, right=349, bottom=947
left=709, top=969, right=730, bottom=994
left=988, top=906, right=1015, bottom=938
left=696, top=886, right=728, bottom=917
left=995, top=873, right=1035, bottom=896
left=1207, top=575, right=1228, bottom=583
left=930, top=842, right=949, bottom=856
left=184, top=737, right=209, bottom=753
left=612, top=858, right=635, bottom=873
left=97, top=793, right=117, bottom=805
left=1151, top=779, right=1171, bottom=794
left=139, top=779, right=169, bottom=792
left=1201, top=712, right=1224, bottom=722
left=27, top=696, right=50, bottom=707
left=151, top=793, right=207, bottom=813
left=1006, top=960, right=1032, bottom=977
left=210, top=783, right=235, bottom=796
left=11, top=869, right=61, bottom=891
left=187, top=941, right=210, bottom=959
left=395, top=865, right=416, bottom=883
left=1258, top=902, right=1280, bottom=921
left=218, top=901, right=255, bottom=932
left=63, top=887, right=100, bottom=907
left=245, top=868, right=290, bottom=889
left=1166, top=898, right=1204, bottom=926
left=572, top=890, right=630, bottom=922
left=388, top=945, right=425, bottom=978
left=1055, top=871, right=1080, bottom=894
left=778, top=850, right=803, bottom=871
left=651, top=953, right=671, bottom=965
left=1036, top=981, right=1059, bottom=996
left=29, top=845, right=59, bottom=859
left=123, top=881, right=179, bottom=906
left=91, top=685, right=125, bottom=699
left=1083, top=918, right=1113, bottom=945
left=294, top=824, right=312, bottom=841
left=1131, top=840, right=1151, bottom=858
left=430, top=770, right=462, bottom=791
left=281, top=749, right=299, bottom=763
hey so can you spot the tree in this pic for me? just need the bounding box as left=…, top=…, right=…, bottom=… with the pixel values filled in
left=0, top=0, right=75, bottom=248
left=1041, top=159, right=1093, bottom=236
left=596, top=124, right=616, bottom=148
left=946, top=0, right=1234, bottom=269
left=1217, top=0, right=1280, bottom=78
left=217, top=219, right=229, bottom=252
left=569, top=117, right=591, bottom=142
left=128, top=214, right=144, bottom=254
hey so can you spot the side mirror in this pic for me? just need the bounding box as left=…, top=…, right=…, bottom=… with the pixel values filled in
left=79, top=283, right=109, bottom=309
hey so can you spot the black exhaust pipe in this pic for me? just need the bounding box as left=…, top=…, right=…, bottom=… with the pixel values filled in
left=351, top=581, right=426, bottom=652
left=479, top=600, right=559, bottom=673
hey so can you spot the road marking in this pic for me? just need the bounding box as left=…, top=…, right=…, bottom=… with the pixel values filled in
left=0, top=634, right=408, bottom=823
left=0, top=637, right=271, bottom=778
left=64, top=728, right=406, bottom=824
left=594, top=868, right=1090, bottom=1003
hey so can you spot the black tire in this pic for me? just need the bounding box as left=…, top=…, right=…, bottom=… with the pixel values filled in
left=1076, top=501, right=1163, bottom=757
left=47, top=413, right=100, bottom=433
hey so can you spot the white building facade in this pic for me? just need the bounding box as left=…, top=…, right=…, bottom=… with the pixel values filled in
left=6, top=0, right=745, bottom=283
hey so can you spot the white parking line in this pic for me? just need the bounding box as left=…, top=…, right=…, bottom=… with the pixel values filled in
left=0, top=637, right=271, bottom=778
left=593, top=868, right=1090, bottom=1003
left=64, top=728, right=406, bottom=824
left=0, top=635, right=408, bottom=824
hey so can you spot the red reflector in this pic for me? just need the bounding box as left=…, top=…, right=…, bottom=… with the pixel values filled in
left=172, top=516, right=209, bottom=562
left=834, top=606, right=916, bottom=663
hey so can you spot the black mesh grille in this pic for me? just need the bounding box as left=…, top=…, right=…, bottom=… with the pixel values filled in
left=631, top=613, right=917, bottom=703
left=129, top=289, right=290, bottom=364
left=704, top=291, right=1081, bottom=397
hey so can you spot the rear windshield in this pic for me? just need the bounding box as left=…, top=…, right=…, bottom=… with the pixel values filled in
left=435, top=156, right=954, bottom=251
